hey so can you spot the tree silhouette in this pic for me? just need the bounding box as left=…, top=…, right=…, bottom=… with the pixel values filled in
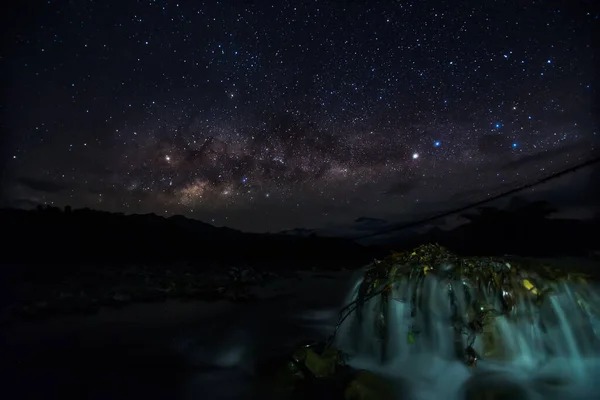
left=461, top=206, right=507, bottom=224
left=512, top=199, right=557, bottom=220
left=461, top=197, right=557, bottom=225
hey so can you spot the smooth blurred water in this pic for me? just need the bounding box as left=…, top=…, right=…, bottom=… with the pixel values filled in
left=2, top=271, right=355, bottom=400
left=5, top=268, right=600, bottom=399
left=334, top=274, right=600, bottom=400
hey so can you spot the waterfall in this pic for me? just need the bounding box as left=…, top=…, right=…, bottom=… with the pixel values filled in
left=333, top=256, right=600, bottom=400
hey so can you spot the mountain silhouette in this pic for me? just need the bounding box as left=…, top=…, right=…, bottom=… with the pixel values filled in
left=396, top=197, right=600, bottom=257
left=0, top=206, right=381, bottom=270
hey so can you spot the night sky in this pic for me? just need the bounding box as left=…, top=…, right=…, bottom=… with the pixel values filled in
left=3, top=0, right=598, bottom=233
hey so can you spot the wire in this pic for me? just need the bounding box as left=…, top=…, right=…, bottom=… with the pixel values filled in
left=353, top=153, right=600, bottom=241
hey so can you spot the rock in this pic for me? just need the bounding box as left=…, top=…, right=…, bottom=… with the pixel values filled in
left=291, top=343, right=342, bottom=379
left=481, top=325, right=506, bottom=361
left=230, top=293, right=256, bottom=302
left=339, top=244, right=600, bottom=368
left=138, top=290, right=167, bottom=302
left=71, top=297, right=100, bottom=315
left=345, top=371, right=396, bottom=400
left=112, top=293, right=131, bottom=302
left=258, top=343, right=370, bottom=399
left=257, top=355, right=311, bottom=399
left=461, top=373, right=532, bottom=400
left=34, top=300, right=49, bottom=309
left=19, top=305, right=39, bottom=318
left=304, top=347, right=338, bottom=378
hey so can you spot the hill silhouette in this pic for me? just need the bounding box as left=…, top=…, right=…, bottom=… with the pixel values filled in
left=0, top=206, right=387, bottom=320
left=1, top=206, right=382, bottom=270
left=3, top=197, right=598, bottom=273
left=393, top=197, right=600, bottom=257
left=1, top=198, right=598, bottom=322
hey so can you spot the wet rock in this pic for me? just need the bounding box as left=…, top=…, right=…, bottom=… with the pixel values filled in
left=98, top=292, right=131, bottom=308
left=138, top=289, right=167, bottom=302
left=298, top=347, right=339, bottom=378
left=480, top=323, right=509, bottom=361
left=230, top=293, right=257, bottom=302
left=344, top=371, right=396, bottom=400
left=112, top=292, right=131, bottom=302
left=68, top=297, right=100, bottom=315
left=228, top=265, right=264, bottom=285
left=331, top=244, right=599, bottom=368
left=461, top=373, right=532, bottom=400
left=289, top=342, right=344, bottom=378
left=259, top=342, right=353, bottom=399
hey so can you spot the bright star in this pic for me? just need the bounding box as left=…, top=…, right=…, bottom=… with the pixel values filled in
left=512, top=143, right=518, bottom=148
left=412, top=153, right=419, bottom=159
left=434, top=141, right=440, bottom=147
left=165, top=155, right=171, bottom=161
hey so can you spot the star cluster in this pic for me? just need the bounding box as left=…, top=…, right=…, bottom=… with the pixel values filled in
left=4, top=0, right=597, bottom=232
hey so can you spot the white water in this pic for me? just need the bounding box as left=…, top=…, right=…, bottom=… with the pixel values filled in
left=335, top=274, right=600, bottom=400
left=14, top=269, right=595, bottom=399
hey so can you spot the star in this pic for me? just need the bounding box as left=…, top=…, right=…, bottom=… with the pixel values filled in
left=5, top=0, right=593, bottom=232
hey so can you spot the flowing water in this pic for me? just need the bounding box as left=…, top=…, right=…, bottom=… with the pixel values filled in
left=335, top=273, right=600, bottom=400
left=2, top=271, right=353, bottom=400
left=5, top=268, right=600, bottom=399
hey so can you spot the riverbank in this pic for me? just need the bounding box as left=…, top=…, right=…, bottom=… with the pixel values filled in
left=2, top=270, right=358, bottom=400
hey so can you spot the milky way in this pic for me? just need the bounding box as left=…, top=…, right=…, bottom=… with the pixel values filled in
left=4, top=0, right=598, bottom=232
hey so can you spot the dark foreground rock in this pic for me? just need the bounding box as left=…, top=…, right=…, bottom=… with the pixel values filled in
left=256, top=341, right=396, bottom=400
left=0, top=265, right=274, bottom=325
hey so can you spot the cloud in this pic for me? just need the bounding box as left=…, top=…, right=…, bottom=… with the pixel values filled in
left=477, top=134, right=511, bottom=155
left=352, top=217, right=390, bottom=231
left=499, top=142, right=589, bottom=172
left=354, top=216, right=387, bottom=224
left=585, top=163, right=600, bottom=206
left=10, top=197, right=41, bottom=209
left=526, top=166, right=598, bottom=209
left=385, top=180, right=417, bottom=196
left=17, top=177, right=69, bottom=193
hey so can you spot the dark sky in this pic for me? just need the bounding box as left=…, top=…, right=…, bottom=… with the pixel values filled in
left=3, top=0, right=598, bottom=233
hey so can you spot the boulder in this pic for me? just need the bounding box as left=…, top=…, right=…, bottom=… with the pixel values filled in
left=344, top=371, right=396, bottom=400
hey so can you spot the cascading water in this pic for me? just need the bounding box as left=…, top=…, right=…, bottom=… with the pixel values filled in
left=332, top=247, right=600, bottom=400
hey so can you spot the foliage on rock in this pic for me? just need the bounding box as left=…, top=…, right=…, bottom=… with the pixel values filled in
left=345, top=371, right=396, bottom=400
left=268, top=341, right=393, bottom=400
left=328, top=244, right=596, bottom=367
